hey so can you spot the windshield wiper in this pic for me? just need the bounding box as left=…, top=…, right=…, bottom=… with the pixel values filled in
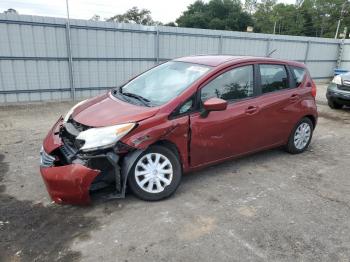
left=113, top=87, right=151, bottom=106
left=121, top=92, right=151, bottom=106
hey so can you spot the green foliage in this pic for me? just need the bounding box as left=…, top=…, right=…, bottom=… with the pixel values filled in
left=253, top=0, right=350, bottom=37
left=176, top=0, right=253, bottom=31
left=106, top=0, right=350, bottom=38
left=106, top=7, right=162, bottom=25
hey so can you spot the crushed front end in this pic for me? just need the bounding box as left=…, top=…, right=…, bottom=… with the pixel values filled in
left=40, top=117, right=135, bottom=205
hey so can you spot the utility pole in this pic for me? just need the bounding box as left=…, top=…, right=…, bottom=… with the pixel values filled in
left=65, top=0, right=75, bottom=101
left=335, top=0, right=348, bottom=39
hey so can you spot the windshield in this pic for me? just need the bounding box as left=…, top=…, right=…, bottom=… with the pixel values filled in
left=118, top=61, right=211, bottom=106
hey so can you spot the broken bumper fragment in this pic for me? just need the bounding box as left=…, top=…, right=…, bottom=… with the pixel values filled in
left=40, top=163, right=100, bottom=205
left=40, top=117, right=100, bottom=205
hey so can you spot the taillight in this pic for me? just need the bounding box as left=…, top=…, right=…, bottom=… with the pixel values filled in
left=311, top=80, right=317, bottom=98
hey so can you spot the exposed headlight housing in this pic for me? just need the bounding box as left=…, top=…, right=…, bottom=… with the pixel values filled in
left=63, top=99, right=87, bottom=123
left=77, top=123, right=135, bottom=152
left=332, top=75, right=342, bottom=85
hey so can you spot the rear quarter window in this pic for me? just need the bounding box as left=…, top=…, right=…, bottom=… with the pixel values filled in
left=291, top=66, right=306, bottom=87
left=259, top=64, right=289, bottom=93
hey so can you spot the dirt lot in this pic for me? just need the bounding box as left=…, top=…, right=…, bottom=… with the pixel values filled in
left=0, top=85, right=350, bottom=262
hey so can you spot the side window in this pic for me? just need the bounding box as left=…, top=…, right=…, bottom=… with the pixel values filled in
left=291, top=66, right=306, bottom=87
left=201, top=65, right=254, bottom=102
left=259, top=64, right=289, bottom=94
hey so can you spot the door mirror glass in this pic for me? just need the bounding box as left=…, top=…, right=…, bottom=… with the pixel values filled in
left=203, top=98, right=227, bottom=112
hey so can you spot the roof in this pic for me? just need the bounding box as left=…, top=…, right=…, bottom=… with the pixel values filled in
left=174, top=55, right=243, bottom=67
left=174, top=55, right=306, bottom=68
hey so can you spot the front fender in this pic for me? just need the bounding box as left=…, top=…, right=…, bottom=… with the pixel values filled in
left=121, top=115, right=190, bottom=172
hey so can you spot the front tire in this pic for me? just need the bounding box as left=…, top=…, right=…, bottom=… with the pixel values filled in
left=285, top=117, right=313, bottom=154
left=128, top=145, right=182, bottom=201
left=328, top=99, right=343, bottom=109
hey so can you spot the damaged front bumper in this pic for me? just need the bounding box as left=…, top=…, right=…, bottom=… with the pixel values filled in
left=40, top=117, right=137, bottom=205
left=40, top=162, right=100, bottom=205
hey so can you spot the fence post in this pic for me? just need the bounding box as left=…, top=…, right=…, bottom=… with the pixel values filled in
left=336, top=27, right=347, bottom=68
left=265, top=38, right=270, bottom=56
left=218, top=35, right=223, bottom=54
left=65, top=22, right=75, bottom=101
left=304, top=41, right=310, bottom=64
left=155, top=26, right=160, bottom=64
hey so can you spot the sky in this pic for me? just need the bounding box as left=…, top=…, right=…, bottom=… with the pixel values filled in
left=0, top=0, right=295, bottom=24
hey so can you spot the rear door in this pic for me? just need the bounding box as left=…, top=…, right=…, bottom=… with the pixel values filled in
left=253, top=63, right=304, bottom=147
left=189, top=64, right=262, bottom=167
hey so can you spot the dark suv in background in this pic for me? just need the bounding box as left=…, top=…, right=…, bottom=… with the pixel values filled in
left=327, top=73, right=350, bottom=109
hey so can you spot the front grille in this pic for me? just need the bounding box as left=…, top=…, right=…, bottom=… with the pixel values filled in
left=40, top=147, right=55, bottom=167
left=343, top=80, right=350, bottom=86
left=59, top=143, right=77, bottom=163
left=338, top=85, right=350, bottom=92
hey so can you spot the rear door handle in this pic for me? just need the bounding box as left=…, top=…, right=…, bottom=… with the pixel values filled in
left=245, top=106, right=259, bottom=115
left=290, top=94, right=300, bottom=102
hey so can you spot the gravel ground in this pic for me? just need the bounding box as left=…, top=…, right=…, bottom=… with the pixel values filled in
left=0, top=84, right=350, bottom=262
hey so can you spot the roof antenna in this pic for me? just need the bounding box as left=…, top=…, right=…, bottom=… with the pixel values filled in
left=267, top=49, right=277, bottom=57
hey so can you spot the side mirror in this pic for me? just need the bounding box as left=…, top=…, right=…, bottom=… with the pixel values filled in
left=201, top=97, right=227, bottom=117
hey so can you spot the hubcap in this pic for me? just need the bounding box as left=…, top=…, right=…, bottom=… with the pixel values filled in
left=135, top=153, right=173, bottom=193
left=294, top=122, right=311, bottom=150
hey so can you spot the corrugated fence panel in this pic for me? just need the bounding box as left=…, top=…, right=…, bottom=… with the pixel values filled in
left=0, top=13, right=343, bottom=103
left=0, top=22, right=67, bottom=57
left=159, top=34, right=220, bottom=58
left=306, top=42, right=339, bottom=79
left=306, top=61, right=337, bottom=79
left=308, top=42, right=338, bottom=60
left=340, top=42, right=350, bottom=70
left=269, top=40, right=307, bottom=60
left=222, top=38, right=267, bottom=56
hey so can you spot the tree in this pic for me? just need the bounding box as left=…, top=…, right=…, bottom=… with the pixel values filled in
left=90, top=14, right=100, bottom=21
left=106, top=6, right=161, bottom=25
left=244, top=0, right=257, bottom=14
left=253, top=0, right=276, bottom=34
left=4, top=8, right=18, bottom=14
left=176, top=0, right=253, bottom=31
left=164, top=22, right=177, bottom=27
left=272, top=4, right=303, bottom=35
left=252, top=0, right=350, bottom=38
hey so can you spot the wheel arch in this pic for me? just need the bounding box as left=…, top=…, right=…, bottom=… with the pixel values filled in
left=151, top=140, right=182, bottom=163
left=303, top=114, right=316, bottom=129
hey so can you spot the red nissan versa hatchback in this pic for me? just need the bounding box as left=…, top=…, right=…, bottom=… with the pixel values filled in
left=40, top=55, right=318, bottom=205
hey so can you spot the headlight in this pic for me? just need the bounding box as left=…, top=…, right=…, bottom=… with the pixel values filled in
left=77, top=123, right=135, bottom=152
left=332, top=75, right=342, bottom=85
left=63, top=99, right=87, bottom=123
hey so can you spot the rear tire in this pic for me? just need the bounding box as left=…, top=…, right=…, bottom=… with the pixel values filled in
left=128, top=145, right=182, bottom=201
left=285, top=117, right=313, bottom=154
left=328, top=99, right=343, bottom=109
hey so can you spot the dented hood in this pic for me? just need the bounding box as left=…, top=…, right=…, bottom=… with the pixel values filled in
left=72, top=92, right=159, bottom=127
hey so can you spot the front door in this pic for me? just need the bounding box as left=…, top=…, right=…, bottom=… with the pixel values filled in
left=190, top=64, right=261, bottom=168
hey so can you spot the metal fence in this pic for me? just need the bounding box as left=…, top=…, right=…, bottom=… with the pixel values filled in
left=0, top=13, right=348, bottom=103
